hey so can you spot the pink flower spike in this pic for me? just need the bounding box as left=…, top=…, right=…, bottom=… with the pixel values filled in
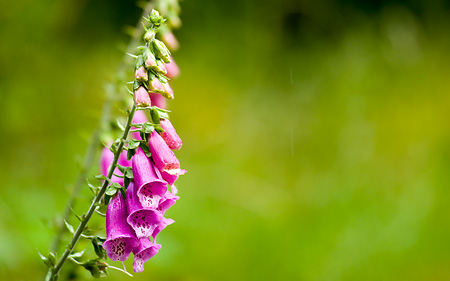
left=126, top=181, right=163, bottom=238
left=148, top=131, right=181, bottom=175
left=132, top=238, right=161, bottom=273
left=132, top=147, right=168, bottom=208
left=103, top=192, right=139, bottom=261
left=159, top=118, right=183, bottom=150
left=165, top=57, right=180, bottom=79
left=149, top=92, right=167, bottom=109
left=134, top=86, right=151, bottom=107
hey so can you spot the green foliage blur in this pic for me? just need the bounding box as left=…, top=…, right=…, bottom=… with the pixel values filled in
left=1, top=0, right=450, bottom=280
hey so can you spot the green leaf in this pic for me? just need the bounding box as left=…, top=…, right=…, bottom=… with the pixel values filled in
left=69, top=250, right=85, bottom=259
left=105, top=185, right=118, bottom=196
left=94, top=174, right=107, bottom=181
left=64, top=220, right=74, bottom=234
left=142, top=122, right=155, bottom=134
left=86, top=179, right=99, bottom=195
left=116, top=119, right=125, bottom=131
left=155, top=125, right=165, bottom=133
left=150, top=107, right=160, bottom=124
left=92, top=237, right=106, bottom=259
left=127, top=148, right=136, bottom=161
left=128, top=139, right=141, bottom=150
left=38, top=251, right=54, bottom=269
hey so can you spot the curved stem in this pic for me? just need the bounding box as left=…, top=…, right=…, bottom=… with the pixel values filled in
left=48, top=105, right=137, bottom=281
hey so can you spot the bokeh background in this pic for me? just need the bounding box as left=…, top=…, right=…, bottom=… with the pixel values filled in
left=1, top=0, right=450, bottom=280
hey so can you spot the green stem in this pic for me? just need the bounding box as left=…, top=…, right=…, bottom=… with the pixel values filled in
left=48, top=105, right=137, bottom=281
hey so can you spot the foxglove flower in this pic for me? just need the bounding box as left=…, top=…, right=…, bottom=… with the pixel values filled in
left=151, top=218, right=175, bottom=242
left=132, top=147, right=168, bottom=208
left=149, top=92, right=167, bottom=109
left=148, top=131, right=182, bottom=175
left=159, top=118, right=183, bottom=150
left=103, top=192, right=139, bottom=261
left=132, top=238, right=161, bottom=273
left=162, top=32, right=179, bottom=51
left=149, top=77, right=164, bottom=93
left=161, top=82, right=174, bottom=99
left=165, top=57, right=180, bottom=79
left=126, top=181, right=163, bottom=238
left=134, top=86, right=151, bottom=107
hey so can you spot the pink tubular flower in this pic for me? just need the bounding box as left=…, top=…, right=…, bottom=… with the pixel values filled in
left=159, top=118, right=182, bottom=150
left=148, top=131, right=181, bottom=175
left=134, top=86, right=151, bottom=107
left=103, top=192, right=139, bottom=261
left=149, top=92, right=167, bottom=109
left=157, top=190, right=180, bottom=214
left=165, top=57, right=180, bottom=79
left=132, top=238, right=161, bottom=273
left=161, top=82, right=174, bottom=99
left=149, top=77, right=164, bottom=93
left=126, top=181, right=163, bottom=238
left=132, top=147, right=168, bottom=208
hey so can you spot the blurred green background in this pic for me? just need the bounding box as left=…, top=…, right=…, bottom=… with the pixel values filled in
left=1, top=0, right=450, bottom=280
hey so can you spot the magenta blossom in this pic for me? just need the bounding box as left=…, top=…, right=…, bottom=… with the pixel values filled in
left=156, top=190, right=180, bottom=214
left=103, top=192, right=139, bottom=261
left=126, top=181, right=163, bottom=238
left=159, top=118, right=182, bottom=150
left=149, top=77, right=164, bottom=93
left=135, top=66, right=148, bottom=82
left=132, top=238, right=161, bottom=273
left=148, top=131, right=182, bottom=175
left=134, top=86, right=151, bottom=107
left=132, top=147, right=168, bottom=208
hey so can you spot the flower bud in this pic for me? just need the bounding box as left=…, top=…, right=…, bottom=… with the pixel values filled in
left=149, top=77, right=165, bottom=93
left=160, top=82, right=174, bottom=99
left=149, top=9, right=163, bottom=24
left=143, top=47, right=156, bottom=69
left=152, top=39, right=171, bottom=63
left=103, top=192, right=139, bottom=261
left=143, top=29, right=155, bottom=42
left=165, top=57, right=180, bottom=79
left=134, top=86, right=151, bottom=107
left=159, top=118, right=182, bottom=150
left=149, top=92, right=167, bottom=109
left=162, top=32, right=179, bottom=51
left=154, top=59, right=167, bottom=75
left=135, top=66, right=148, bottom=82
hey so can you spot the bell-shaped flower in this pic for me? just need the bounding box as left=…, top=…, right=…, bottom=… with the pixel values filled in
left=132, top=238, right=161, bottom=273
left=126, top=181, right=163, bottom=238
left=148, top=131, right=182, bottom=175
left=159, top=118, right=182, bottom=150
left=135, top=66, right=148, bottom=82
left=151, top=218, right=175, bottom=242
left=132, top=147, right=168, bottom=208
left=103, top=192, right=139, bottom=261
